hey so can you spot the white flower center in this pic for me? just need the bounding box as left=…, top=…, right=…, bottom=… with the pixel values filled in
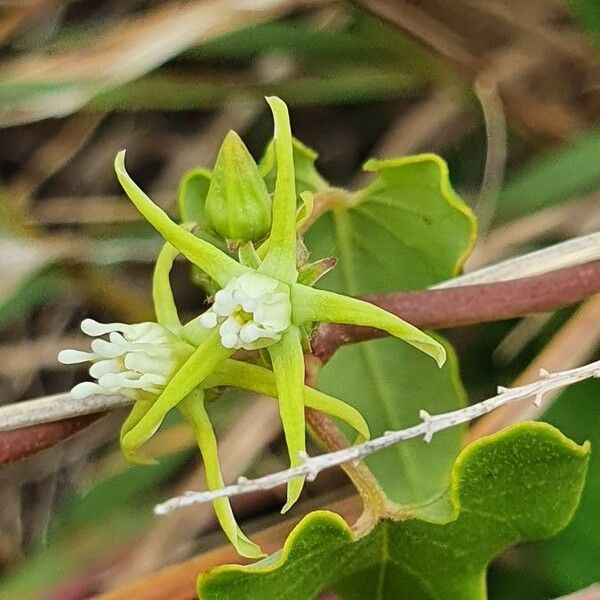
left=199, top=272, right=291, bottom=350
left=58, top=319, right=192, bottom=400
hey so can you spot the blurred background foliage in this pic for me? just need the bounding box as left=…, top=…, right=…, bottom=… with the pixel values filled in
left=0, top=0, right=598, bottom=598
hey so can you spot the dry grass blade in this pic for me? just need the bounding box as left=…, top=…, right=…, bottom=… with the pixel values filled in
left=440, top=232, right=600, bottom=288
left=0, top=410, right=125, bottom=556
left=352, top=90, right=475, bottom=188
left=0, top=0, right=319, bottom=125
left=353, top=0, right=596, bottom=140
left=467, top=194, right=600, bottom=269
left=7, top=114, right=103, bottom=212
left=467, top=294, right=600, bottom=441
left=0, top=0, right=63, bottom=46
left=460, top=0, right=589, bottom=60
left=352, top=0, right=477, bottom=72
left=474, top=73, right=507, bottom=233
left=0, top=335, right=85, bottom=379
left=31, top=196, right=143, bottom=226
left=0, top=238, right=61, bottom=305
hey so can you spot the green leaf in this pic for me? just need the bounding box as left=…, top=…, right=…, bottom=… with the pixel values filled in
left=259, top=136, right=328, bottom=196
left=537, top=379, right=600, bottom=592
left=304, top=154, right=476, bottom=504
left=495, top=128, right=600, bottom=223
left=0, top=266, right=63, bottom=326
left=567, top=0, right=600, bottom=45
left=198, top=423, right=589, bottom=600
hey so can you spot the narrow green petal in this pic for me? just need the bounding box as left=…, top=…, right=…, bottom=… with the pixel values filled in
left=115, top=151, right=249, bottom=287
left=120, top=398, right=157, bottom=465
left=121, top=330, right=233, bottom=460
left=179, top=390, right=264, bottom=559
left=292, top=284, right=447, bottom=367
left=208, top=359, right=370, bottom=442
left=267, top=327, right=306, bottom=512
left=259, top=97, right=298, bottom=284
left=153, top=242, right=182, bottom=332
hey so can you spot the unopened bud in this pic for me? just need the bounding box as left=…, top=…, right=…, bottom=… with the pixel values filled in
left=205, top=131, right=272, bottom=242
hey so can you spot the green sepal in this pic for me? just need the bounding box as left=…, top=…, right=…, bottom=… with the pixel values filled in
left=204, top=130, right=272, bottom=243
left=296, top=190, right=314, bottom=230
left=119, top=398, right=158, bottom=465
left=238, top=241, right=262, bottom=269
left=152, top=242, right=182, bottom=332
left=258, top=135, right=328, bottom=195
left=291, top=283, right=446, bottom=367
left=297, top=257, right=337, bottom=287
left=178, top=390, right=264, bottom=559
left=267, top=326, right=306, bottom=512
left=255, top=191, right=315, bottom=262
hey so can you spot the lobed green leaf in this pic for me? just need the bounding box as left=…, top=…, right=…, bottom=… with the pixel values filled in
left=305, top=153, right=476, bottom=504
left=198, top=423, right=590, bottom=600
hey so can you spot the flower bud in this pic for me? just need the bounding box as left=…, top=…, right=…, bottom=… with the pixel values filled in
left=204, top=131, right=272, bottom=242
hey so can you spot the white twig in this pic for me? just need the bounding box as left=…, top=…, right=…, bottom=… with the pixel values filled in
left=434, top=231, right=600, bottom=288
left=155, top=359, right=600, bottom=514
left=0, top=392, right=131, bottom=432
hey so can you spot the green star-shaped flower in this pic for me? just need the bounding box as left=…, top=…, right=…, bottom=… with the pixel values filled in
left=59, top=238, right=370, bottom=558
left=113, top=96, right=446, bottom=516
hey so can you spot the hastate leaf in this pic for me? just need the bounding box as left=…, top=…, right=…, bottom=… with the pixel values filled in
left=198, top=423, right=589, bottom=600
left=304, top=154, right=476, bottom=504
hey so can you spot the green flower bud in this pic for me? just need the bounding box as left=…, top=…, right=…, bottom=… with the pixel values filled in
left=204, top=131, right=272, bottom=242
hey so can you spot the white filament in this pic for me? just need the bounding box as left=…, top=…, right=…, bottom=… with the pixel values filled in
left=58, top=319, right=191, bottom=400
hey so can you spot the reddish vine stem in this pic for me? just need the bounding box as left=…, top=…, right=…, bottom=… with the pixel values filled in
left=304, top=354, right=406, bottom=528
left=1, top=259, right=600, bottom=465
left=311, top=259, right=600, bottom=362
left=0, top=413, right=103, bottom=465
